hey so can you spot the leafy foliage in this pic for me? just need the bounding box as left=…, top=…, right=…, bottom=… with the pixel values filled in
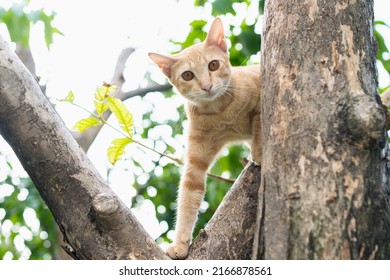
left=375, top=21, right=390, bottom=92
left=178, top=0, right=261, bottom=67
left=106, top=96, right=134, bottom=136
left=62, top=84, right=135, bottom=165
left=0, top=1, right=63, bottom=49
left=0, top=159, right=58, bottom=259
left=73, top=117, right=102, bottom=133
left=108, top=138, right=132, bottom=165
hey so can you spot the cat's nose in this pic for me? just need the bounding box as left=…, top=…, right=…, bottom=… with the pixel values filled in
left=202, top=83, right=213, bottom=93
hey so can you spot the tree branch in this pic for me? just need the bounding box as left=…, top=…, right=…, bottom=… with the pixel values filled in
left=0, top=35, right=169, bottom=260
left=15, top=43, right=46, bottom=94
left=188, top=163, right=261, bottom=259
left=72, top=47, right=133, bottom=151
left=117, top=83, right=173, bottom=101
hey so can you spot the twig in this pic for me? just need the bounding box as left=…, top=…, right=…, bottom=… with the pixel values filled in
left=98, top=117, right=235, bottom=184
left=117, top=83, right=173, bottom=100
left=206, top=172, right=236, bottom=184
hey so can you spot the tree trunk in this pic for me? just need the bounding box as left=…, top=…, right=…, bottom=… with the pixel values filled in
left=257, top=0, right=390, bottom=259
left=0, top=34, right=260, bottom=259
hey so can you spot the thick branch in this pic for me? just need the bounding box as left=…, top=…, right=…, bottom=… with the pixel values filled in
left=0, top=35, right=168, bottom=260
left=15, top=43, right=36, bottom=75
left=15, top=43, right=46, bottom=94
left=188, top=163, right=261, bottom=260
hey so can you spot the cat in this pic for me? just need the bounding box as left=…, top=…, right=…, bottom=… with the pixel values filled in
left=149, top=17, right=261, bottom=259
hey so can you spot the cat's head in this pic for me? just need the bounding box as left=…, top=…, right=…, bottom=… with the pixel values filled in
left=149, top=17, right=231, bottom=104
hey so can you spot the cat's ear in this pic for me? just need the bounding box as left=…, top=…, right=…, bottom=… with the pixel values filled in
left=148, top=52, right=177, bottom=78
left=205, top=17, right=227, bottom=52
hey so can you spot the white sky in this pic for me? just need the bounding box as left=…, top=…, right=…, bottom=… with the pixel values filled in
left=0, top=0, right=390, bottom=250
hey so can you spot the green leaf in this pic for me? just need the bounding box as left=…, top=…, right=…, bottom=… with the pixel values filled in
left=95, top=83, right=117, bottom=101
left=28, top=10, right=63, bottom=49
left=94, top=99, right=109, bottom=117
left=374, top=21, right=390, bottom=75
left=212, top=0, right=236, bottom=16
left=6, top=161, right=13, bottom=170
left=375, top=21, right=390, bottom=27
left=60, top=91, right=75, bottom=103
left=106, top=96, right=133, bottom=136
left=173, top=20, right=207, bottom=49
left=259, top=0, right=265, bottom=14
left=107, top=137, right=132, bottom=165
left=380, top=85, right=390, bottom=94
left=3, top=6, right=31, bottom=48
left=194, top=0, right=207, bottom=6
left=2, top=5, right=63, bottom=49
left=72, top=117, right=102, bottom=133
left=238, top=22, right=261, bottom=56
left=94, top=84, right=114, bottom=116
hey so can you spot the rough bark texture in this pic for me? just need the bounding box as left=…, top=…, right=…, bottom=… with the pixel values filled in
left=258, top=0, right=390, bottom=259
left=0, top=35, right=259, bottom=259
left=188, top=164, right=261, bottom=259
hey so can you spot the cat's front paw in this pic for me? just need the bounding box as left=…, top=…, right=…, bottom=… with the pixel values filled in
left=166, top=242, right=189, bottom=259
left=250, top=149, right=262, bottom=166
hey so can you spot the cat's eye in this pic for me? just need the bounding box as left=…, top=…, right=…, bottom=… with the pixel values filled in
left=182, top=71, right=195, bottom=81
left=208, top=60, right=220, bottom=71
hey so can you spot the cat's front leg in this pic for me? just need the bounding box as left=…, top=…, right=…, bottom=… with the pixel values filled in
left=166, top=176, right=204, bottom=259
left=166, top=137, right=222, bottom=259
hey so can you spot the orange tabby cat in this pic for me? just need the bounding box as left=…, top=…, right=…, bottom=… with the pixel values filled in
left=149, top=17, right=261, bottom=259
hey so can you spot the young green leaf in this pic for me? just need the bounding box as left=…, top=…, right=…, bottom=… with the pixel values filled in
left=94, top=99, right=109, bottom=117
left=72, top=117, right=102, bottom=133
left=107, top=137, right=132, bottom=165
left=106, top=96, right=134, bottom=136
left=60, top=91, right=75, bottom=103
left=95, top=83, right=117, bottom=101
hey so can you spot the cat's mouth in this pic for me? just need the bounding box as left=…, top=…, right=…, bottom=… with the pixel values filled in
left=185, top=85, right=228, bottom=104
left=196, top=89, right=224, bottom=102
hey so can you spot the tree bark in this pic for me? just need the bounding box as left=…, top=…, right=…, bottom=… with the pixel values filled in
left=257, top=0, right=390, bottom=259
left=188, top=164, right=261, bottom=259
left=0, top=34, right=260, bottom=259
